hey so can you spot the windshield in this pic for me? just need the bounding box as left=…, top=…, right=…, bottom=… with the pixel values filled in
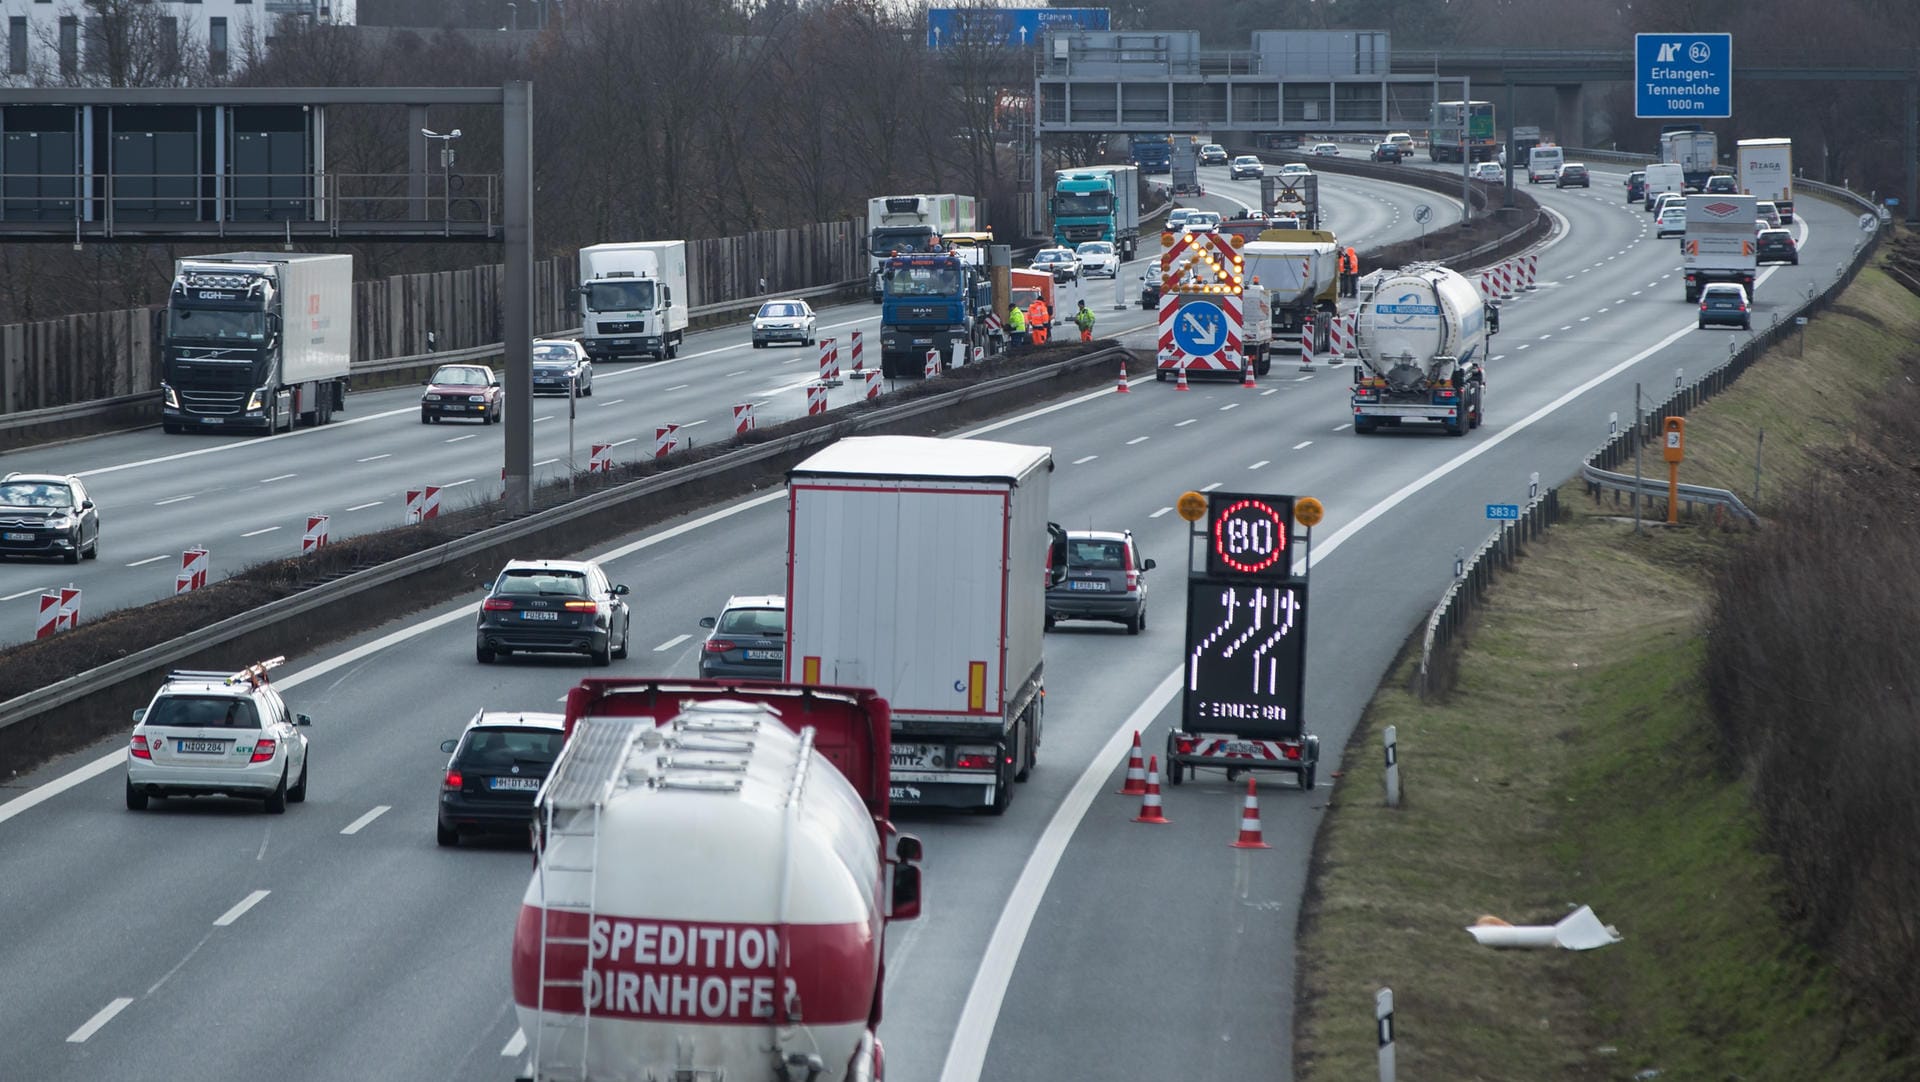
left=585, top=280, right=655, bottom=312
left=757, top=303, right=805, bottom=318
left=494, top=569, right=588, bottom=597
left=1035, top=252, right=1066, bottom=264
left=872, top=227, right=937, bottom=255
left=144, top=696, right=260, bottom=730
left=1053, top=191, right=1113, bottom=217
left=0, top=481, right=73, bottom=508
left=167, top=307, right=266, bottom=342
left=886, top=265, right=961, bottom=296
left=717, top=608, right=786, bottom=636
left=431, top=367, right=491, bottom=387
left=459, top=726, right=565, bottom=767
left=1077, top=243, right=1112, bottom=256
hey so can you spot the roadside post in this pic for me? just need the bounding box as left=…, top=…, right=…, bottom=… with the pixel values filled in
left=1664, top=417, right=1687, bottom=524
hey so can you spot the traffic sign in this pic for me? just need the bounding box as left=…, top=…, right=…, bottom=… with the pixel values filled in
left=1413, top=204, right=1432, bottom=224
left=1486, top=504, right=1520, bottom=520
left=1635, top=33, right=1732, bottom=119
left=1171, top=299, right=1228, bottom=358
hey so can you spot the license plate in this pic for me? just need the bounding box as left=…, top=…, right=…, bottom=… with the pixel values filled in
left=445, top=404, right=467, bottom=410
left=744, top=649, right=783, bottom=661
left=890, top=743, right=942, bottom=769
left=611, top=339, right=633, bottom=346
left=199, top=417, right=224, bottom=424
left=1069, top=580, right=1108, bottom=591
left=1223, top=741, right=1257, bottom=755
left=521, top=611, right=560, bottom=621
left=1, top=532, right=31, bottom=541
left=178, top=740, right=225, bottom=754
left=488, top=776, right=540, bottom=791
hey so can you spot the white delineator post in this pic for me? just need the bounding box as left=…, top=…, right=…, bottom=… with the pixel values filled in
left=1383, top=724, right=1401, bottom=808
left=1376, top=988, right=1396, bottom=1082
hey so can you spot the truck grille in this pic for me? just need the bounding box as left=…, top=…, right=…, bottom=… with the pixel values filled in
left=180, top=389, right=246, bottom=417
left=596, top=321, right=643, bottom=334
left=1061, top=225, right=1105, bottom=242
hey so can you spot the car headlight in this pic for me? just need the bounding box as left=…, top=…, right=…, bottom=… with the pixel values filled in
left=246, top=389, right=265, bottom=411
left=47, top=514, right=74, bottom=529
left=162, top=383, right=179, bottom=409
left=467, top=394, right=485, bottom=403
left=424, top=393, right=441, bottom=402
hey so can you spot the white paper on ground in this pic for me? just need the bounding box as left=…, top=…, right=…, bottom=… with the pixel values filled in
left=1465, top=905, right=1623, bottom=950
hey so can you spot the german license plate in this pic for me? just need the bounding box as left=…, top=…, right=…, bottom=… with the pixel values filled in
left=488, top=776, right=540, bottom=791
left=199, top=417, right=224, bottom=424
left=178, top=740, right=225, bottom=754
left=745, top=649, right=783, bottom=661
left=891, top=743, right=941, bottom=769
left=1069, top=580, right=1108, bottom=591
left=1, top=532, right=31, bottom=542
left=1222, top=741, right=1257, bottom=755
left=445, top=404, right=467, bottom=410
left=521, top=611, right=559, bottom=621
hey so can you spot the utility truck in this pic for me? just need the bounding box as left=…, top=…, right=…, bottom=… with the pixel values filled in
left=877, top=251, right=989, bottom=377
left=866, top=194, right=978, bottom=302
left=1243, top=229, right=1339, bottom=355
left=785, top=436, right=1067, bottom=814
left=1052, top=165, right=1142, bottom=260
left=1736, top=138, right=1794, bottom=224
left=160, top=252, right=352, bottom=434
left=1682, top=193, right=1758, bottom=302
left=1170, top=141, right=1203, bottom=197
left=577, top=241, right=689, bottom=361
left=1350, top=263, right=1497, bottom=437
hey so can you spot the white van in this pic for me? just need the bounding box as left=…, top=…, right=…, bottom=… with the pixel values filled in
left=1641, top=162, right=1685, bottom=211
left=1526, top=145, right=1564, bottom=184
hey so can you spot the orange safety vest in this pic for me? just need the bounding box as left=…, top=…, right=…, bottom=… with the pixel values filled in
left=1029, top=301, right=1050, bottom=344
left=1345, top=248, right=1359, bottom=274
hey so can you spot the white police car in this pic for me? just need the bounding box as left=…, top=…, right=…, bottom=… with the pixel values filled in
left=126, top=657, right=312, bottom=813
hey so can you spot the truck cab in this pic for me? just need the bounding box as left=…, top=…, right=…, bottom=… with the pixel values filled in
left=878, top=252, right=986, bottom=377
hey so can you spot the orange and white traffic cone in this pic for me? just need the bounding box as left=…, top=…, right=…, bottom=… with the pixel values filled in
left=1230, top=777, right=1270, bottom=849
left=1243, top=359, right=1257, bottom=389
left=1133, top=755, right=1170, bottom=824
left=1175, top=364, right=1190, bottom=392
left=1116, top=357, right=1131, bottom=394
left=1116, top=731, right=1148, bottom=795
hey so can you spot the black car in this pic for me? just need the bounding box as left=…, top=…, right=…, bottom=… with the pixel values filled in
left=530, top=340, right=593, bottom=397
left=1756, top=228, right=1799, bottom=266
left=1372, top=142, right=1403, bottom=163
left=436, top=710, right=565, bottom=846
left=1555, top=163, right=1591, bottom=188
left=1625, top=170, right=1646, bottom=203
left=475, top=558, right=632, bottom=665
left=697, top=595, right=786, bottom=679
left=0, top=473, right=100, bottom=564
left=1697, top=284, right=1752, bottom=330
left=1139, top=266, right=1162, bottom=310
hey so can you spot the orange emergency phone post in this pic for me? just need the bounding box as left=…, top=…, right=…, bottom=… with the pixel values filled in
left=1663, top=417, right=1686, bottom=523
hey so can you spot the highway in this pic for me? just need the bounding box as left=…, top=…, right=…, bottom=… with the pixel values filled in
left=0, top=168, right=1436, bottom=648
left=0, top=165, right=1861, bottom=1082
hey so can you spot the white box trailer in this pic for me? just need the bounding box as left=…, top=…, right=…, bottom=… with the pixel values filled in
left=577, top=241, right=689, bottom=361
left=786, top=436, right=1063, bottom=813
left=1737, top=138, right=1794, bottom=223
left=1683, top=194, right=1758, bottom=302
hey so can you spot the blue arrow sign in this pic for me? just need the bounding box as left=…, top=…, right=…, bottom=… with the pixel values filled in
left=1486, top=504, right=1520, bottom=520
left=1635, top=33, right=1732, bottom=119
left=1171, top=299, right=1228, bottom=358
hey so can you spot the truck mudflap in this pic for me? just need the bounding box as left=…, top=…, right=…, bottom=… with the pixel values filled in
left=1164, top=730, right=1320, bottom=791
left=887, top=776, right=1001, bottom=809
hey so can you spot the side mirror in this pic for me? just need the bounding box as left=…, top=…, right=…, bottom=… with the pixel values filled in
left=132, top=707, right=147, bottom=724
left=440, top=739, right=459, bottom=753
left=890, top=864, right=922, bottom=921
left=1046, top=522, right=1070, bottom=589
left=81, top=499, right=94, bottom=510
left=611, top=584, right=630, bottom=596
left=1142, top=557, right=1157, bottom=572
left=296, top=713, right=313, bottom=727
left=894, top=833, right=923, bottom=862
left=698, top=616, right=716, bottom=629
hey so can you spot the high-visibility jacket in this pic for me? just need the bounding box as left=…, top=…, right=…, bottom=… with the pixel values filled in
left=1028, top=301, right=1050, bottom=344
left=1007, top=307, right=1027, bottom=332
left=1074, top=307, right=1096, bottom=331
left=1344, top=248, right=1359, bottom=274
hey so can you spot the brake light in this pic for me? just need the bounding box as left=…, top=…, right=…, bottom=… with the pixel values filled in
left=563, top=600, right=598, bottom=612
left=444, top=769, right=464, bottom=790
left=704, top=639, right=736, bottom=653
left=482, top=598, right=515, bottom=611
left=250, top=739, right=277, bottom=763
left=131, top=735, right=152, bottom=760
left=955, top=753, right=995, bottom=769
left=1737, top=303, right=1747, bottom=312
left=1123, top=544, right=1139, bottom=592
left=1700, top=301, right=1708, bottom=311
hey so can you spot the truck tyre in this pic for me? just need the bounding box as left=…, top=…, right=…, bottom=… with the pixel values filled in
left=1299, top=763, right=1317, bottom=791
left=126, top=778, right=148, bottom=811
left=1448, top=415, right=1469, bottom=437
left=163, top=422, right=182, bottom=434
left=986, top=757, right=1013, bottom=816
left=1256, top=354, right=1271, bottom=377
left=1684, top=284, right=1698, bottom=303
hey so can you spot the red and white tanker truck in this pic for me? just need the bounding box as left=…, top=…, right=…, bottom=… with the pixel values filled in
left=511, top=678, right=922, bottom=1082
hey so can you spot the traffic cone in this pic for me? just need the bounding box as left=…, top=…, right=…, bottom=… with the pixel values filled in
left=1116, top=731, right=1148, bottom=795
left=1243, top=359, right=1257, bottom=389
left=1133, top=755, right=1170, bottom=824
left=1116, top=357, right=1131, bottom=394
left=1230, top=777, right=1271, bottom=849
left=1174, top=364, right=1190, bottom=392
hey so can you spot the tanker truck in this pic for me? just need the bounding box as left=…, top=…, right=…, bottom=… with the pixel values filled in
left=512, top=677, right=921, bottom=1082
left=1243, top=230, right=1339, bottom=355
left=1350, top=263, right=1498, bottom=437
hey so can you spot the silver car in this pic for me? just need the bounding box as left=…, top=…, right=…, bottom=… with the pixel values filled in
left=1031, top=247, right=1081, bottom=283
left=1075, top=241, right=1119, bottom=278
left=1045, top=530, right=1155, bottom=635
left=126, top=658, right=312, bottom=813
left=531, top=339, right=592, bottom=396
left=751, top=299, right=817, bottom=348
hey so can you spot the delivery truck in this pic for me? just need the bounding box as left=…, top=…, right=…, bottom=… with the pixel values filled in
left=785, top=436, right=1067, bottom=813
left=160, top=252, right=352, bottom=435
left=1682, top=193, right=1758, bottom=302
left=866, top=194, right=978, bottom=302
left=577, top=241, right=689, bottom=361
left=1052, top=165, right=1142, bottom=260
left=1737, top=138, right=1794, bottom=224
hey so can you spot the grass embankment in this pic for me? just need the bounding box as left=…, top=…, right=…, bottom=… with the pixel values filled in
left=1294, top=257, right=1920, bottom=1080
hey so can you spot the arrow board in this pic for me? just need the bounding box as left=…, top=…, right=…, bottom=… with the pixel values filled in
left=1173, top=300, right=1228, bottom=358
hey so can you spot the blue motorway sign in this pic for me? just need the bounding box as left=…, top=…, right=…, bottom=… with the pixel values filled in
left=1486, top=504, right=1520, bottom=521
left=927, top=7, right=1110, bottom=49
left=1635, top=33, right=1732, bottom=119
left=1172, top=300, right=1228, bottom=358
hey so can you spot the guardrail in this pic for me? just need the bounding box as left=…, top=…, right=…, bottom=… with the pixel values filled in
left=1579, top=462, right=1759, bottom=525
left=1418, top=489, right=1558, bottom=694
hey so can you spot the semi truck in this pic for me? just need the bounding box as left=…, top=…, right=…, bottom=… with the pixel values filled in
left=1052, top=165, right=1142, bottom=260
left=1737, top=138, right=1794, bottom=223
left=1170, top=141, right=1203, bottom=197
left=513, top=677, right=920, bottom=1082
left=877, top=251, right=989, bottom=376
left=1660, top=126, right=1719, bottom=191
left=1682, top=193, right=1758, bottom=302
left=1244, top=229, right=1340, bottom=355
left=1129, top=133, right=1173, bottom=174
left=786, top=436, right=1067, bottom=813
left=866, top=194, right=978, bottom=302
left=577, top=241, right=689, bottom=361
left=1350, top=263, right=1497, bottom=437
left=1260, top=173, right=1319, bottom=229
left=160, top=252, right=352, bottom=435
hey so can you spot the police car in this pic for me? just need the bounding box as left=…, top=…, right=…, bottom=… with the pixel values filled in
left=125, top=657, right=312, bottom=813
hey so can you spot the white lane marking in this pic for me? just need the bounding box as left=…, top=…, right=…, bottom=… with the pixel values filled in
left=1559, top=325, right=1573, bottom=331
left=1615, top=299, right=1627, bottom=304
left=345, top=501, right=383, bottom=511
left=532, top=416, right=553, bottom=424
left=1292, top=375, right=1312, bottom=382
left=780, top=356, right=806, bottom=365
left=654, top=633, right=692, bottom=652
left=1220, top=402, right=1240, bottom=411
left=1492, top=354, right=1507, bottom=361
left=1261, top=388, right=1278, bottom=396
left=682, top=419, right=708, bottom=428
left=339, top=805, right=390, bottom=836
left=534, top=458, right=558, bottom=467
left=1149, top=506, right=1173, bottom=518
left=212, top=889, right=270, bottom=927
left=259, top=473, right=296, bottom=483
left=609, top=438, right=638, bottom=448
left=1072, top=455, right=1098, bottom=465
left=76, top=404, right=423, bottom=479
left=597, top=398, right=627, bottom=407
left=154, top=495, right=194, bottom=506
left=1538, top=334, right=1553, bottom=340
left=1597, top=308, right=1609, bottom=314
left=1292, top=441, right=1313, bottom=450
left=1579, top=316, right=1592, bottom=322
left=1200, top=482, right=1222, bottom=492
left=356, top=454, right=391, bottom=463
left=445, top=434, right=477, bottom=443
left=502, top=1029, right=528, bottom=1058
left=666, top=384, right=690, bottom=391
left=1632, top=290, right=1643, bottom=295
left=1174, top=419, right=1197, bottom=427
left=1517, top=343, right=1532, bottom=350
left=442, top=479, right=476, bottom=489
left=124, top=555, right=169, bottom=567
left=66, top=997, right=135, bottom=1043
left=1126, top=436, right=1149, bottom=445
left=1249, top=460, right=1270, bottom=469
left=1333, top=422, right=1352, bottom=431
left=239, top=526, right=281, bottom=538
left=726, top=370, right=749, bottom=377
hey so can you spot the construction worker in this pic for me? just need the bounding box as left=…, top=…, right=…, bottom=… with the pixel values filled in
left=1074, top=300, right=1096, bottom=342
left=1343, top=246, right=1361, bottom=297
left=1028, top=295, right=1051, bottom=347
left=1007, top=303, right=1028, bottom=349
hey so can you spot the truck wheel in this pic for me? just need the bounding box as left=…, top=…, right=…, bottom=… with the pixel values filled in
left=1257, top=355, right=1271, bottom=377
left=1448, top=415, right=1469, bottom=437
left=986, top=764, right=1012, bottom=816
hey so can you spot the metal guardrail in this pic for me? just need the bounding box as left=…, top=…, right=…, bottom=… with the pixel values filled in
left=1579, top=462, right=1759, bottom=525
left=0, top=345, right=1131, bottom=736
left=1418, top=490, right=1558, bottom=693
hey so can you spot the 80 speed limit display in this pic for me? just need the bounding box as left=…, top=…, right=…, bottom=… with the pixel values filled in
left=1206, top=493, right=1295, bottom=579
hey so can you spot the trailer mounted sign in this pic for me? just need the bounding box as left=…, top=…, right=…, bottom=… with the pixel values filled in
left=1635, top=33, right=1732, bottom=119
left=1182, top=580, right=1308, bottom=741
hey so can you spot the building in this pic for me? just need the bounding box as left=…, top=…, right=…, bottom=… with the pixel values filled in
left=2, top=0, right=353, bottom=83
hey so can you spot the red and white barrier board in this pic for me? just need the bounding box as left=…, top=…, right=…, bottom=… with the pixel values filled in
left=405, top=485, right=442, bottom=524
left=175, top=548, right=209, bottom=594
left=36, top=585, right=80, bottom=638
left=654, top=424, right=680, bottom=460
left=924, top=349, right=939, bottom=379
left=806, top=382, right=828, bottom=416
left=587, top=442, right=613, bottom=473
left=733, top=402, right=756, bottom=435
left=302, top=515, right=329, bottom=553
left=848, top=330, right=864, bottom=373
left=863, top=369, right=882, bottom=400
left=818, top=338, right=839, bottom=385
left=1524, top=254, right=1538, bottom=290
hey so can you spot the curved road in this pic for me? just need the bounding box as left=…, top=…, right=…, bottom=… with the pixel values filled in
left=0, top=168, right=1863, bottom=1081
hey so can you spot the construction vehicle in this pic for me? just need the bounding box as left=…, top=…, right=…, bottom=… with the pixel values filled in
left=1052, top=165, right=1142, bottom=260
left=577, top=241, right=689, bottom=361
left=877, top=251, right=989, bottom=376
left=1682, top=193, right=1758, bottom=302
left=1736, top=138, right=1794, bottom=223
left=1350, top=263, right=1496, bottom=436
left=866, top=194, right=979, bottom=302
left=1259, top=173, right=1319, bottom=229
left=512, top=678, right=921, bottom=1082
left=786, top=436, right=1068, bottom=813
left=1243, top=229, right=1339, bottom=355
left=1154, top=228, right=1270, bottom=379
left=160, top=253, right=351, bottom=434
left=946, top=229, right=995, bottom=267
left=1009, top=268, right=1060, bottom=335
